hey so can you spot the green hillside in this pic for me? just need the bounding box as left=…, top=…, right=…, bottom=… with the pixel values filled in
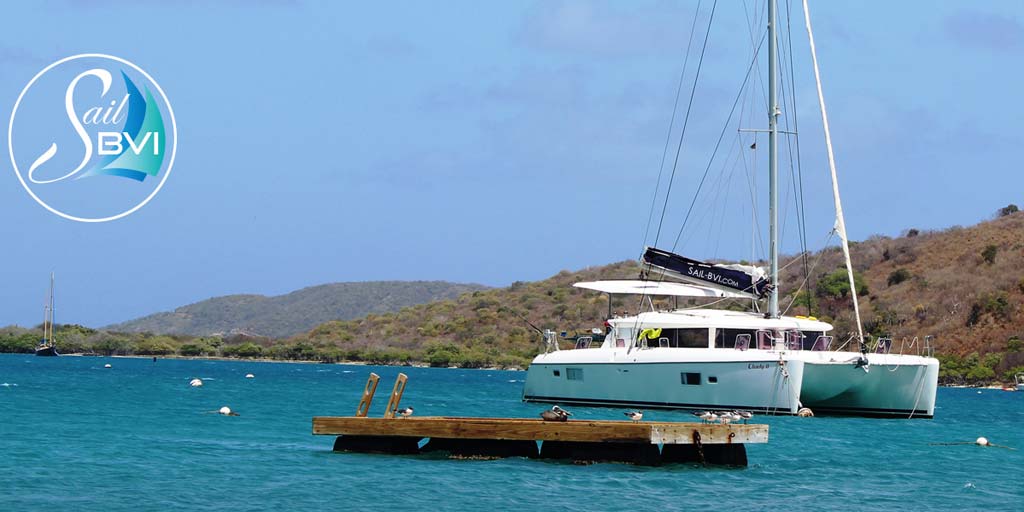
left=104, top=281, right=487, bottom=338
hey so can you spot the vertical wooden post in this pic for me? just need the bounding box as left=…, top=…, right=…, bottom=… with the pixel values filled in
left=356, top=373, right=380, bottom=417
left=383, top=373, right=408, bottom=419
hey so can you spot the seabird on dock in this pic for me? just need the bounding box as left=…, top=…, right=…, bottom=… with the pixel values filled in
left=693, top=411, right=717, bottom=423
left=396, top=407, right=414, bottom=418
left=541, top=405, right=571, bottom=422
left=624, top=411, right=643, bottom=422
left=735, top=410, right=753, bottom=423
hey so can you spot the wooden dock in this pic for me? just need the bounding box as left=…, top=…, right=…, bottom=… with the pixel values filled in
left=312, top=372, right=768, bottom=466
left=313, top=416, right=767, bottom=466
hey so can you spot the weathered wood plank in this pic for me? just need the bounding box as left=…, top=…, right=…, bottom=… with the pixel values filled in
left=312, top=416, right=767, bottom=445
left=651, top=423, right=769, bottom=444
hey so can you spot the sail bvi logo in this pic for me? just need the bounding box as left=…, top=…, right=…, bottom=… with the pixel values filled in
left=8, top=54, right=177, bottom=222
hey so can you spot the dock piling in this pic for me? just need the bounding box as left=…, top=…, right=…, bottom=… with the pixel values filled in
left=355, top=373, right=380, bottom=417
left=382, top=373, right=408, bottom=419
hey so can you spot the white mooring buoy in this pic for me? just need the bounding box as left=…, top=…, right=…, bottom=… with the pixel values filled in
left=104, top=363, right=112, bottom=369
left=976, top=437, right=990, bottom=447
left=218, top=406, right=239, bottom=416
left=189, top=378, right=203, bottom=387
left=245, top=373, right=255, bottom=379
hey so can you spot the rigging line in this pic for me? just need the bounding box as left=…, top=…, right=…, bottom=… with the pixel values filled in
left=710, top=137, right=745, bottom=258
left=741, top=0, right=769, bottom=112
left=642, top=0, right=704, bottom=250
left=738, top=135, right=767, bottom=261
left=781, top=231, right=835, bottom=316
left=679, top=294, right=737, bottom=311
left=652, top=0, right=718, bottom=250
left=774, top=0, right=799, bottom=254
left=632, top=2, right=711, bottom=330
left=774, top=7, right=797, bottom=248
left=694, top=135, right=740, bottom=256
left=785, top=0, right=812, bottom=312
left=670, top=32, right=766, bottom=252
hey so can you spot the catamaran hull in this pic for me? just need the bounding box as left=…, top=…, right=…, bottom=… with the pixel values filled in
left=523, top=356, right=805, bottom=414
left=799, top=356, right=938, bottom=418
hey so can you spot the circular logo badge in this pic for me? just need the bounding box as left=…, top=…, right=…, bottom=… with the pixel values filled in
left=8, top=54, right=177, bottom=222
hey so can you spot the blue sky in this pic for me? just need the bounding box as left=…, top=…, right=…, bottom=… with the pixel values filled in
left=1, top=1, right=1021, bottom=328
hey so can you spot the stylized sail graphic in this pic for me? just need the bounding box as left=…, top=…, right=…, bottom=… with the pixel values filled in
left=79, top=71, right=165, bottom=181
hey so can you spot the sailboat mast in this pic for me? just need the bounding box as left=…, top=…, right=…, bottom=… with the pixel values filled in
left=767, top=0, right=780, bottom=318
left=49, top=272, right=55, bottom=343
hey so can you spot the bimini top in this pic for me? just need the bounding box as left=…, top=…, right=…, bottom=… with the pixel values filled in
left=573, top=280, right=750, bottom=299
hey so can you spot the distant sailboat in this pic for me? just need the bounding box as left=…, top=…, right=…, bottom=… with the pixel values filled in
left=35, top=273, right=59, bottom=357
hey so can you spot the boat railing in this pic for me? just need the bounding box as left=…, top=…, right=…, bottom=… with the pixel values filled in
left=833, top=332, right=870, bottom=352
left=875, top=337, right=892, bottom=354
left=785, top=330, right=804, bottom=351
left=887, top=335, right=936, bottom=357
left=543, top=330, right=559, bottom=353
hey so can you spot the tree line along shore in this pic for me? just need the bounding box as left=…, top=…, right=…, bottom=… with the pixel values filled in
left=1, top=323, right=1022, bottom=386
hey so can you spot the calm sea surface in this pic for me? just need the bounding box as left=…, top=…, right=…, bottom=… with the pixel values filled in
left=1, top=354, right=1021, bottom=511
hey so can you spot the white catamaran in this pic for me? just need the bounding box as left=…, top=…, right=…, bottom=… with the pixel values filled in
left=523, top=0, right=939, bottom=418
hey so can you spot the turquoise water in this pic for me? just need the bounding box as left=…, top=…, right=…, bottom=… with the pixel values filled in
left=1, top=354, right=1021, bottom=511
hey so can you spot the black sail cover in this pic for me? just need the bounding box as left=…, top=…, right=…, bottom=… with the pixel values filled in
left=641, top=247, right=771, bottom=298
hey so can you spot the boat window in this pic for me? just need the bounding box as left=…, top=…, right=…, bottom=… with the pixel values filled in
left=615, top=328, right=634, bottom=345
left=680, top=372, right=701, bottom=385
left=653, top=328, right=709, bottom=348
left=552, top=370, right=560, bottom=377
left=708, top=376, right=718, bottom=383
left=715, top=328, right=759, bottom=349
left=677, top=328, right=709, bottom=348
left=566, top=368, right=583, bottom=381
left=800, top=331, right=825, bottom=350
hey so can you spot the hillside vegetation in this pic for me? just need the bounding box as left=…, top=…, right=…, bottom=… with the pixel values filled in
left=3, top=209, right=1022, bottom=383
left=285, top=208, right=1024, bottom=377
left=104, top=281, right=487, bottom=338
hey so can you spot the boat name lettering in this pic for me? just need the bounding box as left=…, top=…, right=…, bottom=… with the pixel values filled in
left=686, top=267, right=741, bottom=288
left=747, top=363, right=771, bottom=370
